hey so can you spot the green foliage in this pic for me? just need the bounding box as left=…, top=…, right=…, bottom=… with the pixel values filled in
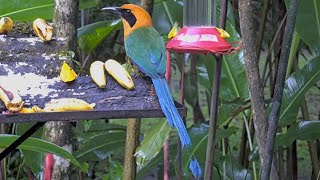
left=79, top=0, right=100, bottom=10
left=77, top=20, right=121, bottom=54
left=16, top=123, right=45, bottom=179
left=135, top=119, right=171, bottom=169
left=0, top=0, right=54, bottom=21
left=101, top=160, right=124, bottom=180
left=279, top=56, right=320, bottom=126
left=0, top=134, right=87, bottom=171
left=277, top=121, right=320, bottom=147
left=294, top=0, right=320, bottom=52
left=75, top=131, right=126, bottom=160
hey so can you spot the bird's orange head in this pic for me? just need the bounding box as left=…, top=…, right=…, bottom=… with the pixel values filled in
left=102, top=4, right=153, bottom=39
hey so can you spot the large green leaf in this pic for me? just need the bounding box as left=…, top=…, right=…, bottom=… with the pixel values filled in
left=181, top=124, right=237, bottom=169
left=75, top=131, right=126, bottom=160
left=135, top=119, right=171, bottom=168
left=197, top=54, right=214, bottom=94
left=184, top=70, right=199, bottom=107
left=103, top=160, right=124, bottom=180
left=77, top=20, right=121, bottom=54
left=221, top=23, right=248, bottom=101
left=294, top=0, right=320, bottom=52
left=0, top=0, right=54, bottom=21
left=79, top=0, right=99, bottom=10
left=277, top=121, right=320, bottom=147
left=279, top=56, right=320, bottom=126
left=75, top=120, right=126, bottom=143
left=153, top=0, right=183, bottom=34
left=218, top=99, right=249, bottom=127
left=0, top=134, right=86, bottom=171
left=16, top=123, right=45, bottom=179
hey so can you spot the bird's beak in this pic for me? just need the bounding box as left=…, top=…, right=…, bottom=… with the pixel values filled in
left=101, top=7, right=121, bottom=14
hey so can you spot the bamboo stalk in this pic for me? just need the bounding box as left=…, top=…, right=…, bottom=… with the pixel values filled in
left=123, top=118, right=141, bottom=180
left=261, top=0, right=299, bottom=178
left=204, top=0, right=228, bottom=178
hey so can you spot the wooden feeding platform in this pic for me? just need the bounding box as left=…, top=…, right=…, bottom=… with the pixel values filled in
left=0, top=34, right=186, bottom=160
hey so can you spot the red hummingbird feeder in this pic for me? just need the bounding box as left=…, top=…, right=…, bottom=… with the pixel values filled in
left=166, top=26, right=240, bottom=54
left=165, top=26, right=241, bottom=79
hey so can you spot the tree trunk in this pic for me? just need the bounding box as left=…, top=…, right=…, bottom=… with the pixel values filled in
left=53, top=0, right=79, bottom=53
left=44, top=0, right=79, bottom=179
left=45, top=122, right=73, bottom=180
left=239, top=0, right=268, bottom=165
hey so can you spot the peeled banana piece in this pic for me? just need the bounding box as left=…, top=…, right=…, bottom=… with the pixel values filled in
left=33, top=18, right=53, bottom=42
left=0, top=17, right=13, bottom=35
left=0, top=85, right=24, bottom=112
left=43, top=98, right=95, bottom=112
left=90, top=61, right=106, bottom=88
left=19, top=106, right=44, bottom=113
left=104, top=59, right=134, bottom=90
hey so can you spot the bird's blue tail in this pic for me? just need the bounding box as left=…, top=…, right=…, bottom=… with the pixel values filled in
left=152, top=78, right=191, bottom=147
left=152, top=78, right=202, bottom=178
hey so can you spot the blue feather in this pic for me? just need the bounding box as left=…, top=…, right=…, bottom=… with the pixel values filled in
left=189, top=158, right=202, bottom=179
left=152, top=78, right=191, bottom=147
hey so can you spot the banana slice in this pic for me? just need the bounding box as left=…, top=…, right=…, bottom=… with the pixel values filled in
left=33, top=18, right=53, bottom=42
left=90, top=61, right=106, bottom=88
left=0, top=85, right=23, bottom=112
left=0, top=17, right=14, bottom=35
left=44, top=98, right=95, bottom=112
left=104, top=59, right=134, bottom=90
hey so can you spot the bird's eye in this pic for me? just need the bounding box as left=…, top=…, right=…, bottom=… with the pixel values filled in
left=126, top=9, right=131, bottom=13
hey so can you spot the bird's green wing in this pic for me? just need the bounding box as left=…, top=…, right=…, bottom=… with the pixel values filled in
left=124, top=27, right=167, bottom=78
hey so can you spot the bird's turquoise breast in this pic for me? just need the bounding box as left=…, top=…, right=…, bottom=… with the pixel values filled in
left=125, top=27, right=167, bottom=78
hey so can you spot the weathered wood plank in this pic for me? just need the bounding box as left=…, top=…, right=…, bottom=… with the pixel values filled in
left=0, top=35, right=186, bottom=123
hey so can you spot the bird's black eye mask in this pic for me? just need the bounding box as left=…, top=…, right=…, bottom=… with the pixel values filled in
left=118, top=8, right=137, bottom=28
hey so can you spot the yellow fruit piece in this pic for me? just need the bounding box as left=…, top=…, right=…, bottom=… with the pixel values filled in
left=90, top=61, right=106, bottom=88
left=33, top=18, right=53, bottom=42
left=216, top=28, right=230, bottom=38
left=168, top=22, right=180, bottom=39
left=19, top=107, right=35, bottom=113
left=0, top=17, right=14, bottom=35
left=19, top=106, right=44, bottom=113
left=43, top=98, right=95, bottom=112
left=104, top=59, right=134, bottom=90
left=60, top=61, right=77, bottom=82
left=0, top=85, right=23, bottom=112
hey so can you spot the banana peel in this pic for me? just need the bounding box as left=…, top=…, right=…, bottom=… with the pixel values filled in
left=168, top=22, right=180, bottom=39
left=104, top=59, right=134, bottom=90
left=216, top=28, right=230, bottom=38
left=60, top=61, right=77, bottom=83
left=0, top=85, right=23, bottom=112
left=44, top=98, right=95, bottom=112
left=33, top=18, right=53, bottom=42
left=0, top=17, right=14, bottom=35
left=90, top=61, right=106, bottom=88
